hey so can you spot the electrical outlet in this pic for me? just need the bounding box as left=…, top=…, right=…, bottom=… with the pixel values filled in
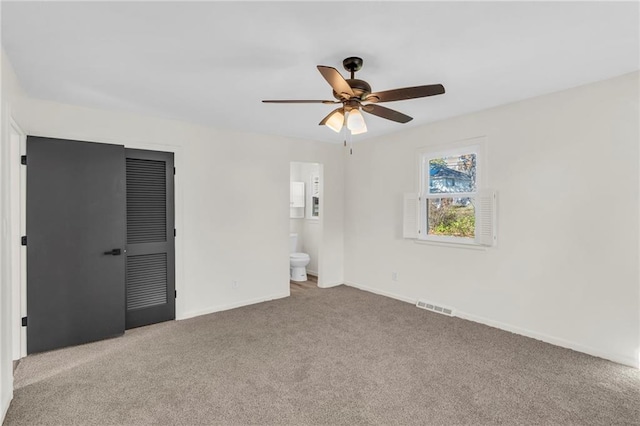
left=231, top=280, right=238, bottom=289
left=392, top=272, right=398, bottom=281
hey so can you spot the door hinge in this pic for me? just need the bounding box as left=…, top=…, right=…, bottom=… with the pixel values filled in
left=174, top=290, right=177, bottom=299
left=20, top=155, right=27, bottom=165
left=174, top=228, right=176, bottom=237
left=21, top=317, right=27, bottom=327
left=21, top=236, right=27, bottom=246
left=173, top=167, right=176, bottom=175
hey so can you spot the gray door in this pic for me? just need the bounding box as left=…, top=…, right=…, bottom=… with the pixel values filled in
left=125, top=149, right=175, bottom=329
left=26, top=136, right=126, bottom=354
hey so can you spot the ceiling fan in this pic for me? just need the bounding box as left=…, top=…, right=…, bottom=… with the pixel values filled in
left=262, top=57, right=445, bottom=135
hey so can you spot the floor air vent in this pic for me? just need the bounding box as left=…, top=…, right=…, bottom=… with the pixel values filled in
left=416, top=300, right=455, bottom=317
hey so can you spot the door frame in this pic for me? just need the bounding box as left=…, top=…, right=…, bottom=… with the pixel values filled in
left=13, top=133, right=184, bottom=359
left=9, top=116, right=26, bottom=360
left=289, top=161, right=325, bottom=286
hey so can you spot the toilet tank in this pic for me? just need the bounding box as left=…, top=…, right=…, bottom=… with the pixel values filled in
left=289, top=233, right=298, bottom=253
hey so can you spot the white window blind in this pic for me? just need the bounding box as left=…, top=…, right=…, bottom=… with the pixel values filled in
left=403, top=193, right=419, bottom=239
left=474, top=189, right=497, bottom=246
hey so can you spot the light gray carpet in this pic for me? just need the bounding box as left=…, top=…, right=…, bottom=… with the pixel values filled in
left=4, top=284, right=640, bottom=425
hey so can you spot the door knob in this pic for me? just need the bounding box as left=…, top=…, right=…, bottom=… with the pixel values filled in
left=103, top=249, right=122, bottom=256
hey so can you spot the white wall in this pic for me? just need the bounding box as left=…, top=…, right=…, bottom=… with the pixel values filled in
left=302, top=221, right=321, bottom=276
left=301, top=163, right=321, bottom=275
left=344, top=71, right=640, bottom=367
left=289, top=162, right=304, bottom=252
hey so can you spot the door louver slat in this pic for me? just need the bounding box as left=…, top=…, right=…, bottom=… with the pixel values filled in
left=126, top=158, right=167, bottom=244
left=126, top=253, right=167, bottom=310
left=125, top=149, right=174, bottom=329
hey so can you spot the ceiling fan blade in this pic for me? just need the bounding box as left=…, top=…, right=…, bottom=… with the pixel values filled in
left=262, top=100, right=339, bottom=104
left=366, top=84, right=445, bottom=103
left=362, top=104, right=413, bottom=123
left=319, top=107, right=344, bottom=126
left=317, top=66, right=354, bottom=99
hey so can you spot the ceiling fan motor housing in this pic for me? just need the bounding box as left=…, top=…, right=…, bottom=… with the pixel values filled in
left=343, top=99, right=362, bottom=112
left=333, top=79, right=372, bottom=101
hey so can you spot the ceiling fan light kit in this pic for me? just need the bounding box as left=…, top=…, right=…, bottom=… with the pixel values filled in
left=262, top=56, right=445, bottom=140
left=347, top=109, right=367, bottom=134
left=322, top=109, right=345, bottom=133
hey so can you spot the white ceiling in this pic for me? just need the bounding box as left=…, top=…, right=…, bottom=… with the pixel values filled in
left=2, top=1, right=639, bottom=143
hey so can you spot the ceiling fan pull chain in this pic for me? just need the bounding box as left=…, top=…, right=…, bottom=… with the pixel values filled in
left=343, top=124, right=347, bottom=147
left=349, top=131, right=353, bottom=155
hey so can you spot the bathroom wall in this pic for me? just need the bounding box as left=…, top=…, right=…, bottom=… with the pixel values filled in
left=289, top=163, right=304, bottom=240
left=290, top=162, right=321, bottom=276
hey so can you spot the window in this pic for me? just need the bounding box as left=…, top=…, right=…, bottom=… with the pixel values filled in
left=422, top=147, right=478, bottom=243
left=403, top=138, right=495, bottom=246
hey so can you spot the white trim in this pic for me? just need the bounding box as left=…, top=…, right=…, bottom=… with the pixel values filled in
left=306, top=269, right=318, bottom=277
left=344, top=281, right=415, bottom=304
left=8, top=117, right=26, bottom=361
left=344, top=281, right=638, bottom=369
left=317, top=281, right=342, bottom=289
left=455, top=311, right=639, bottom=369
left=178, top=291, right=289, bottom=320
left=416, top=136, right=488, bottom=244
left=419, top=233, right=476, bottom=245
left=423, top=191, right=476, bottom=199
left=412, top=239, right=487, bottom=251
left=2, top=396, right=11, bottom=426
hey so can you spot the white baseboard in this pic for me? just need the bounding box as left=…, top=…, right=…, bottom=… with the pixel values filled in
left=307, top=270, right=318, bottom=277
left=454, top=311, right=639, bottom=369
left=2, top=390, right=12, bottom=425
left=344, top=281, right=415, bottom=304
left=344, top=281, right=638, bottom=369
left=178, top=291, right=290, bottom=320
left=318, top=281, right=343, bottom=289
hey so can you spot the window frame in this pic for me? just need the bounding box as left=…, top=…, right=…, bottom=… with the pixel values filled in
left=417, top=138, right=486, bottom=245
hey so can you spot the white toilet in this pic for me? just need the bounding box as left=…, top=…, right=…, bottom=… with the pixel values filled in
left=289, top=233, right=310, bottom=282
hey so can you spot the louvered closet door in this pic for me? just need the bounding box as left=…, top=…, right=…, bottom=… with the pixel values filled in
left=125, top=149, right=175, bottom=329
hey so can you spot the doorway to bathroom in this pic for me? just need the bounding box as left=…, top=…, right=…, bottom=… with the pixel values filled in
left=289, top=162, right=322, bottom=290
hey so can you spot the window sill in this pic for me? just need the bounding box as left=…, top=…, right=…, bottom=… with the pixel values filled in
left=413, top=239, right=488, bottom=251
